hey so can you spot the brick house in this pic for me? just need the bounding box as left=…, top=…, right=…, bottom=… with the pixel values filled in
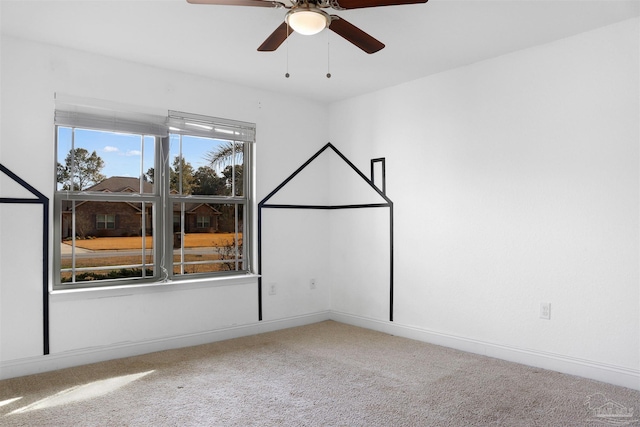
left=61, top=177, right=221, bottom=238
left=173, top=203, right=222, bottom=234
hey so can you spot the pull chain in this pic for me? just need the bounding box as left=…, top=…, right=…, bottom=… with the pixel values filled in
left=326, top=30, right=331, bottom=78
left=285, top=23, right=291, bottom=78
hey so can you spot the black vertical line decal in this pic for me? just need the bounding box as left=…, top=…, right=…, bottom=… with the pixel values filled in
left=257, top=205, right=263, bottom=321
left=389, top=202, right=394, bottom=322
left=42, top=200, right=50, bottom=354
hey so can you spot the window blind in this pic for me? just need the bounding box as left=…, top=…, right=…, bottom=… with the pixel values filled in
left=54, top=94, right=168, bottom=137
left=167, top=110, right=255, bottom=143
left=53, top=96, right=256, bottom=141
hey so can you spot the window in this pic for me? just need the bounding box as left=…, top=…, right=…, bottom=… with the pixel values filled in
left=196, top=216, right=210, bottom=229
left=96, top=214, right=116, bottom=230
left=54, top=104, right=254, bottom=289
left=167, top=111, right=250, bottom=276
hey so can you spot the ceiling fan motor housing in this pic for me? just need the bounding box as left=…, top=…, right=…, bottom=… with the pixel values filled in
left=285, top=3, right=331, bottom=35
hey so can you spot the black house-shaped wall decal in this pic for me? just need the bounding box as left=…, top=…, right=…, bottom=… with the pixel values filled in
left=0, top=164, right=50, bottom=355
left=258, top=143, right=394, bottom=321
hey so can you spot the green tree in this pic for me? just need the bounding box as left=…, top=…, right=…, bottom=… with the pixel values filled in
left=170, top=156, right=195, bottom=194
left=193, top=166, right=227, bottom=195
left=222, top=164, right=243, bottom=196
left=57, top=148, right=106, bottom=190
left=145, top=167, right=155, bottom=184
left=206, top=141, right=245, bottom=196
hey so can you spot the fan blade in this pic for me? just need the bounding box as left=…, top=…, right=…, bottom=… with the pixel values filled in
left=332, top=0, right=427, bottom=10
left=258, top=22, right=293, bottom=52
left=329, top=16, right=384, bottom=54
left=187, top=0, right=285, bottom=8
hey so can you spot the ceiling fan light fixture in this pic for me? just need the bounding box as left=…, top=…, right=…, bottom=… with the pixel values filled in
left=286, top=8, right=329, bottom=36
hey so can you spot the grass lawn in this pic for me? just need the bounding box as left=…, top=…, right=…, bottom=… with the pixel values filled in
left=59, top=253, right=239, bottom=281
left=60, top=233, right=243, bottom=282
left=65, top=233, right=241, bottom=250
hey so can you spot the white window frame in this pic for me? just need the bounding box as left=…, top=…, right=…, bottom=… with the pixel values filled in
left=53, top=105, right=255, bottom=290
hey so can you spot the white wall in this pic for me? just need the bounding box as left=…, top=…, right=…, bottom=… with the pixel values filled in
left=329, top=18, right=639, bottom=387
left=1, top=15, right=638, bottom=390
left=0, top=36, right=331, bottom=377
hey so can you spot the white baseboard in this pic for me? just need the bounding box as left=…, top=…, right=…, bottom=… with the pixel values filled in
left=329, top=311, right=640, bottom=391
left=0, top=311, right=331, bottom=380
left=3, top=310, right=637, bottom=391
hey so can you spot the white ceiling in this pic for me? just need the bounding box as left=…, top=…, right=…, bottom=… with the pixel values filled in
left=1, top=0, right=638, bottom=104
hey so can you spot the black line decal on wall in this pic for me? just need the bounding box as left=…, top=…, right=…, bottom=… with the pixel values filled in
left=0, top=164, right=50, bottom=355
left=371, top=158, right=386, bottom=195
left=257, top=143, right=395, bottom=322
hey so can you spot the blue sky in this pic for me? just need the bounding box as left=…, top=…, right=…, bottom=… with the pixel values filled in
left=57, top=127, right=226, bottom=187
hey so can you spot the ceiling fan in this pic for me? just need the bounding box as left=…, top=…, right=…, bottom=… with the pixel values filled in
left=187, top=0, right=428, bottom=54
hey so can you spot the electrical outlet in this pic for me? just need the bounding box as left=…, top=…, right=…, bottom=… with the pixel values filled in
left=310, top=278, right=316, bottom=290
left=268, top=283, right=277, bottom=296
left=540, top=302, right=551, bottom=320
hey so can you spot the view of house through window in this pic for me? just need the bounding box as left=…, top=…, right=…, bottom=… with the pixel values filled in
left=54, top=109, right=253, bottom=288
left=168, top=130, right=246, bottom=276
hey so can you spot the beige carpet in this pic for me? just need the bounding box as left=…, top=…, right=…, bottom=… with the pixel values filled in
left=1, top=321, right=638, bottom=426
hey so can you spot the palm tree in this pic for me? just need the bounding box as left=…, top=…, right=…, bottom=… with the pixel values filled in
left=205, top=141, right=244, bottom=170
left=205, top=141, right=245, bottom=196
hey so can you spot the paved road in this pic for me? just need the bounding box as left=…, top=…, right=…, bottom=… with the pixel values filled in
left=60, top=243, right=226, bottom=258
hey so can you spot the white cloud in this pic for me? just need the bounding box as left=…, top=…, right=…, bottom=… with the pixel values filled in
left=104, top=146, right=119, bottom=152
left=126, top=150, right=142, bottom=156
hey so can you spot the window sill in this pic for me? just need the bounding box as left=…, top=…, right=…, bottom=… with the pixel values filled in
left=50, top=273, right=260, bottom=302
